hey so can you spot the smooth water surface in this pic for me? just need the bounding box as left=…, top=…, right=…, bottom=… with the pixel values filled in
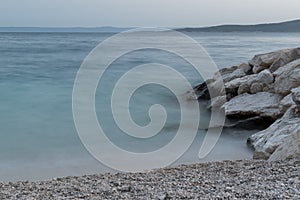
left=1, top=31, right=300, bottom=181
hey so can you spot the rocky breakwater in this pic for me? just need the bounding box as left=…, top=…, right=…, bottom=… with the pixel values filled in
left=194, top=47, right=300, bottom=161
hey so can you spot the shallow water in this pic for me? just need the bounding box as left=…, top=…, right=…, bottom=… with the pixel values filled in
left=1, top=31, right=300, bottom=181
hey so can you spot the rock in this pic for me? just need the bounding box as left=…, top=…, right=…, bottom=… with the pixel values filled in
left=0, top=160, right=299, bottom=199
left=273, top=59, right=300, bottom=95
left=119, top=185, right=131, bottom=192
left=194, top=63, right=252, bottom=100
left=291, top=86, right=300, bottom=108
left=226, top=69, right=274, bottom=95
left=193, top=48, right=300, bottom=164
left=239, top=69, right=274, bottom=94
left=215, top=63, right=252, bottom=83
left=224, top=116, right=272, bottom=130
left=279, top=94, right=295, bottom=114
left=250, top=83, right=263, bottom=94
left=207, top=95, right=227, bottom=109
left=237, top=82, right=251, bottom=95
left=250, top=51, right=279, bottom=73
left=193, top=77, right=222, bottom=100
left=213, top=65, right=238, bottom=82
left=222, top=92, right=282, bottom=120
left=269, top=130, right=300, bottom=161
left=247, top=106, right=300, bottom=160
left=249, top=48, right=300, bottom=73
left=269, top=48, right=300, bottom=72
left=193, top=81, right=210, bottom=100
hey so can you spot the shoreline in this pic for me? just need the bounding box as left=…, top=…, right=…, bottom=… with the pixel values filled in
left=0, top=127, right=256, bottom=183
left=1, top=159, right=299, bottom=199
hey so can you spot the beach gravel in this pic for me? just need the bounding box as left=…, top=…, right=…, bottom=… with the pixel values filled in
left=0, top=159, right=299, bottom=199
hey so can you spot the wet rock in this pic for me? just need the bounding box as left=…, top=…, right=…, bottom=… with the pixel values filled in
left=223, top=116, right=272, bottom=130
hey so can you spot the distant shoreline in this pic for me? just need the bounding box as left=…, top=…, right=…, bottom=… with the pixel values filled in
left=1, top=19, right=300, bottom=33
left=177, top=19, right=300, bottom=32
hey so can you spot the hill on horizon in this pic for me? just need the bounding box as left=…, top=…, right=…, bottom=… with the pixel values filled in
left=178, top=19, right=300, bottom=32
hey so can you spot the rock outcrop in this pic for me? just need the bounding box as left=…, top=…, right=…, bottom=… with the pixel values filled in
left=193, top=47, right=300, bottom=161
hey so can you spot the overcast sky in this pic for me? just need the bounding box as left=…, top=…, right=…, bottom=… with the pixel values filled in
left=1, top=0, right=300, bottom=27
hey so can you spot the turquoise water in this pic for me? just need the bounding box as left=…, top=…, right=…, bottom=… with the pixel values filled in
left=1, top=32, right=300, bottom=181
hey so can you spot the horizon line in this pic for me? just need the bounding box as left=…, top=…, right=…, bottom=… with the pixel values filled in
left=0, top=18, right=299, bottom=29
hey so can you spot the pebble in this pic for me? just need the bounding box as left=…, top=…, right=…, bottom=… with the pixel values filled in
left=0, top=159, right=299, bottom=199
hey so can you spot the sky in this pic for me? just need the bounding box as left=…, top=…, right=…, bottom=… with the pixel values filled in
left=0, top=0, right=300, bottom=28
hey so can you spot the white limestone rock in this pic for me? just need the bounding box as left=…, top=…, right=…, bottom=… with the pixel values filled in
left=249, top=48, right=300, bottom=73
left=248, top=106, right=300, bottom=160
left=222, top=92, right=282, bottom=119
left=273, top=59, right=300, bottom=95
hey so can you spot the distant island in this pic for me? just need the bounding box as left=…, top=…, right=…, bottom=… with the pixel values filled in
left=178, top=19, right=300, bottom=32
left=1, top=19, right=300, bottom=33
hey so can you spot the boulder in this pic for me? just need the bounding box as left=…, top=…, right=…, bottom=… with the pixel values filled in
left=291, top=86, right=300, bottom=108
left=279, top=94, right=295, bottom=114
left=273, top=59, right=300, bottom=95
left=270, top=48, right=300, bottom=72
left=222, top=92, right=282, bottom=120
left=213, top=63, right=252, bottom=83
left=193, top=78, right=224, bottom=100
left=213, top=65, right=237, bottom=82
left=193, top=63, right=252, bottom=100
left=223, top=63, right=251, bottom=83
left=269, top=130, right=300, bottom=161
left=250, top=83, right=263, bottom=94
left=249, top=48, right=300, bottom=73
left=225, top=69, right=274, bottom=95
left=247, top=106, right=300, bottom=160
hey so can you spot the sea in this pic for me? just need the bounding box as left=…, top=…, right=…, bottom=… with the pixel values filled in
left=1, top=31, right=300, bottom=182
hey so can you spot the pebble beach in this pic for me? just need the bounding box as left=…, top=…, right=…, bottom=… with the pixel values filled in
left=1, top=159, right=299, bottom=199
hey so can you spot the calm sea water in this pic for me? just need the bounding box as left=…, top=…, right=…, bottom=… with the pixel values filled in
left=1, top=31, right=300, bottom=181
